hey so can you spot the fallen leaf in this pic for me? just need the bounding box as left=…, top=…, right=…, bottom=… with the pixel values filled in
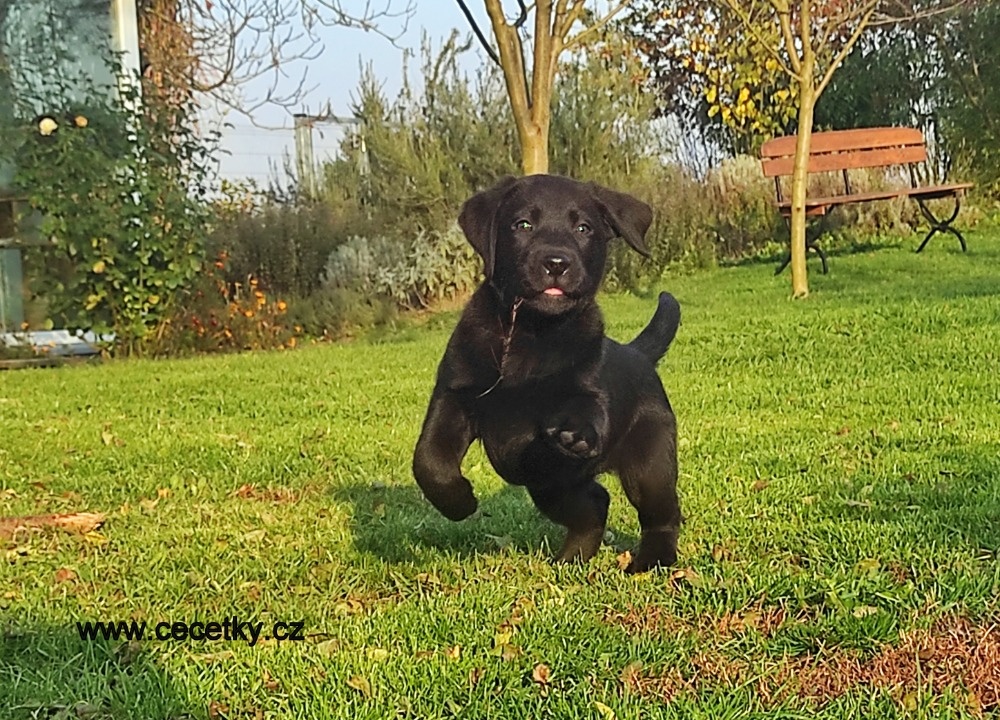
left=669, top=567, right=701, bottom=586
left=54, top=567, right=77, bottom=584
left=966, top=691, right=981, bottom=715
left=531, top=663, right=551, bottom=685
left=262, top=670, right=279, bottom=692
left=487, top=534, right=512, bottom=549
left=616, top=551, right=632, bottom=570
left=0, top=512, right=106, bottom=540
left=594, top=700, right=617, bottom=720
left=368, top=647, right=390, bottom=661
left=346, top=675, right=372, bottom=697
left=101, top=431, right=114, bottom=446
left=232, top=484, right=257, bottom=499
left=469, top=667, right=484, bottom=686
left=752, top=479, right=769, bottom=492
left=83, top=531, right=108, bottom=546
left=500, top=644, right=522, bottom=661
left=711, top=544, right=726, bottom=562
left=157, top=488, right=171, bottom=499
left=208, top=700, right=229, bottom=718
left=314, top=639, right=340, bottom=657
left=855, top=557, right=881, bottom=573
left=445, top=645, right=461, bottom=660
left=241, top=529, right=267, bottom=543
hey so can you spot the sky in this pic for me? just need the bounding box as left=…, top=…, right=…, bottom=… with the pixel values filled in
left=216, top=1, right=493, bottom=184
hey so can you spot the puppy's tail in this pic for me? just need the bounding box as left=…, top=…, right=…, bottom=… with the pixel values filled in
left=628, top=292, right=681, bottom=365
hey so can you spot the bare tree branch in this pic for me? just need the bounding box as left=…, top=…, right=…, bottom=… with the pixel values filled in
left=455, top=0, right=502, bottom=66
left=564, top=1, right=630, bottom=49
left=156, top=0, right=415, bottom=123
left=816, top=3, right=878, bottom=96
left=870, top=0, right=971, bottom=26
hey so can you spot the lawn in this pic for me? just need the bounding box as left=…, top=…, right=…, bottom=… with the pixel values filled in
left=2, top=232, right=999, bottom=719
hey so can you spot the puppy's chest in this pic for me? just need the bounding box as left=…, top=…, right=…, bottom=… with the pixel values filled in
left=469, top=372, right=593, bottom=441
left=477, top=329, right=586, bottom=387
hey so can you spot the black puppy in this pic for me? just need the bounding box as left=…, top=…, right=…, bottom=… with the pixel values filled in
left=412, top=175, right=682, bottom=573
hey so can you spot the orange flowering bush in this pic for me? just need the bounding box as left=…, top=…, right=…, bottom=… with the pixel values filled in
left=155, top=252, right=300, bottom=355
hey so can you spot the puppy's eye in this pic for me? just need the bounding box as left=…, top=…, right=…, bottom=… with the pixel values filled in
left=513, top=219, right=533, bottom=231
left=576, top=223, right=592, bottom=234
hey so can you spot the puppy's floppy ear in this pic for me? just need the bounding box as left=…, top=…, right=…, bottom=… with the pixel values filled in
left=589, top=183, right=654, bottom=258
left=458, top=175, right=519, bottom=278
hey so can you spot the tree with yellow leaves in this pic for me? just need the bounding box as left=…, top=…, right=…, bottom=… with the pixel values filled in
left=633, top=0, right=968, bottom=298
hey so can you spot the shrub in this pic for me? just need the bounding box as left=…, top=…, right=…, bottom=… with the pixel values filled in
left=207, top=189, right=356, bottom=299
left=2, top=45, right=216, bottom=356
left=322, top=226, right=480, bottom=313
left=154, top=252, right=298, bottom=355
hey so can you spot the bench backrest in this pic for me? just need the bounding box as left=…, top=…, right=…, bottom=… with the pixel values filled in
left=759, top=127, right=927, bottom=178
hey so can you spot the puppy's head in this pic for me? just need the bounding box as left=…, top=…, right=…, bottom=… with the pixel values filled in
left=458, top=175, right=653, bottom=315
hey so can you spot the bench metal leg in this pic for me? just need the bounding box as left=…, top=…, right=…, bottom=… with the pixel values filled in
left=774, top=243, right=829, bottom=275
left=775, top=220, right=829, bottom=276
left=915, top=195, right=966, bottom=253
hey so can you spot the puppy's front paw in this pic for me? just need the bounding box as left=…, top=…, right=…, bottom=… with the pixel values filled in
left=544, top=418, right=600, bottom=459
left=435, top=480, right=478, bottom=521
left=417, top=476, right=478, bottom=521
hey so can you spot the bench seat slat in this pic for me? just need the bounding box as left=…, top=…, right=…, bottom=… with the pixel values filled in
left=774, top=182, right=974, bottom=216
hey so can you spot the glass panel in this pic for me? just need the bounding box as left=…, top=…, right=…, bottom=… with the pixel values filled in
left=1, top=0, right=116, bottom=189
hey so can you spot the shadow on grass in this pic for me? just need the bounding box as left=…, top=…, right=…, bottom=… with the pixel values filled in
left=840, top=443, right=1000, bottom=555
left=0, top=624, right=195, bottom=719
left=720, top=234, right=904, bottom=271
left=329, top=480, right=639, bottom=565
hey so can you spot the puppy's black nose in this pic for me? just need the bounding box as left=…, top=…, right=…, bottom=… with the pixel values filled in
left=543, top=255, right=570, bottom=277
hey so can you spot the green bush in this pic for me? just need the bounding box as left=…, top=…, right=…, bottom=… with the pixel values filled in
left=2, top=47, right=216, bottom=355
left=207, top=195, right=350, bottom=298
left=323, top=227, right=479, bottom=312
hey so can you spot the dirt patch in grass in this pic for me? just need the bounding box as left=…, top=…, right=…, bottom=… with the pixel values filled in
left=604, top=602, right=795, bottom=640
left=609, top=608, right=1000, bottom=711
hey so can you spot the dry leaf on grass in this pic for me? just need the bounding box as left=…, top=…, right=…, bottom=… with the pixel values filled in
left=594, top=700, right=617, bottom=720
left=0, top=512, right=106, bottom=541
left=53, top=567, right=78, bottom=584
left=532, top=663, right=551, bottom=685
left=346, top=675, right=372, bottom=697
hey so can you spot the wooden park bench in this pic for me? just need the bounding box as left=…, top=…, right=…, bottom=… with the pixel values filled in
left=759, top=127, right=974, bottom=274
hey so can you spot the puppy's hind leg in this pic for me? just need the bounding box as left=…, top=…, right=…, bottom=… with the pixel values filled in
left=527, top=479, right=610, bottom=563
left=618, top=414, right=682, bottom=574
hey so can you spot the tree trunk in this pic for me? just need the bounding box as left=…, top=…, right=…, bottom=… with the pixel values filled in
left=789, top=70, right=815, bottom=299
left=519, top=120, right=550, bottom=175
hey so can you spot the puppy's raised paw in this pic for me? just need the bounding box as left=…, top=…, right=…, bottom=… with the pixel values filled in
left=544, top=418, right=600, bottom=459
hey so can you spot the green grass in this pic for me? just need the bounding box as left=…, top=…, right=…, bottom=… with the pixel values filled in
left=2, top=231, right=999, bottom=719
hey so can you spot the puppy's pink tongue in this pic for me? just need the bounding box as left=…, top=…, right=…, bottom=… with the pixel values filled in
left=544, top=288, right=564, bottom=296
